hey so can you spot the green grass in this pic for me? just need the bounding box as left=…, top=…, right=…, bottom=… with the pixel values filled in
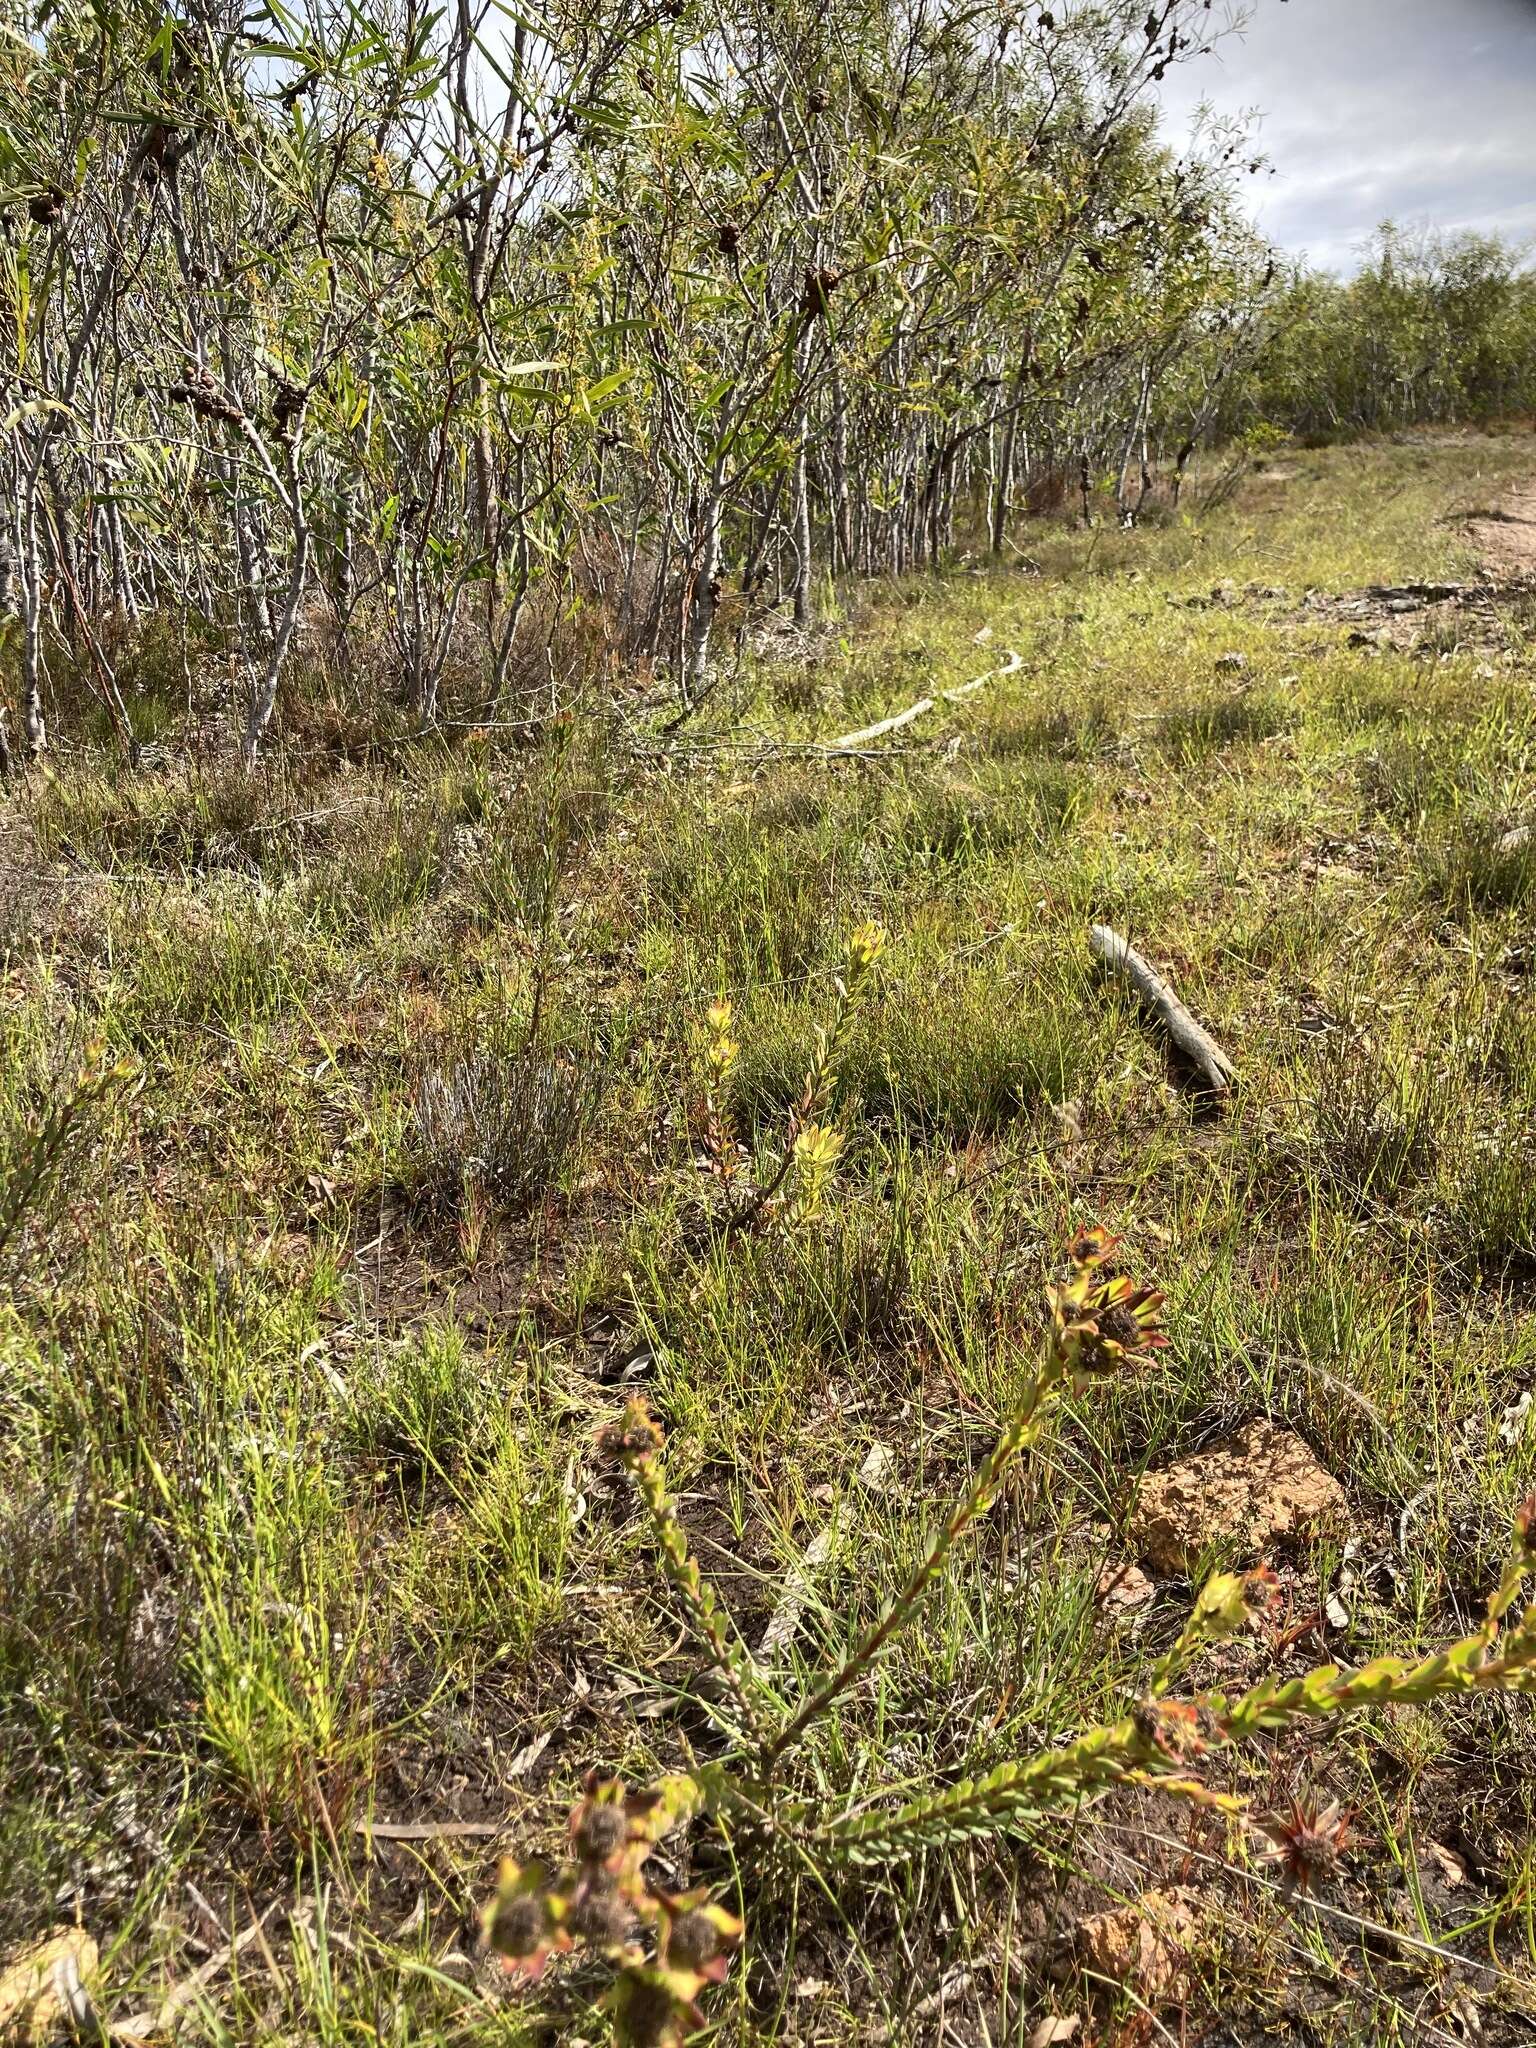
left=5, top=431, right=1536, bottom=2043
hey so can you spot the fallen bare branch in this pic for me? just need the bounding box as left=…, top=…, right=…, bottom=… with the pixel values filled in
left=824, top=648, right=1023, bottom=754
left=1089, top=924, right=1236, bottom=1094
left=826, top=694, right=936, bottom=751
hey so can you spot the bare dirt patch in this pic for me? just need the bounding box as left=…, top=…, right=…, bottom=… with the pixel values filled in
left=1056, top=1886, right=1204, bottom=2007
left=1130, top=1420, right=1348, bottom=1572
left=1291, top=578, right=1530, bottom=655
left=1468, top=478, right=1536, bottom=577
left=1177, top=571, right=1532, bottom=658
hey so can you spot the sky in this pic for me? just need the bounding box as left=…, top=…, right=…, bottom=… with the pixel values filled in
left=1154, top=0, right=1536, bottom=273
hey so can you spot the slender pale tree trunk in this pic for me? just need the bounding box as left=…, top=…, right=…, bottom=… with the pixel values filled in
left=17, top=476, right=46, bottom=757
left=106, top=497, right=138, bottom=622
left=241, top=445, right=310, bottom=769
left=1113, top=365, right=1151, bottom=525
left=829, top=370, right=851, bottom=571
left=683, top=466, right=724, bottom=702
left=790, top=422, right=812, bottom=627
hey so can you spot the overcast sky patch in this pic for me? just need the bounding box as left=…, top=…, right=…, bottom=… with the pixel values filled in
left=1155, top=0, right=1536, bottom=272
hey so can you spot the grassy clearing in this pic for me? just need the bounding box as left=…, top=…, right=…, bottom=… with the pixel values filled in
left=4, top=432, right=1536, bottom=2043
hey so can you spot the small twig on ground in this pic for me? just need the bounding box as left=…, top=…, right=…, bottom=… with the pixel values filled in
left=114, top=1896, right=304, bottom=2041
left=353, top=1816, right=507, bottom=1844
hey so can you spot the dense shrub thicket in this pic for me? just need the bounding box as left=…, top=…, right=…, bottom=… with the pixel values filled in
left=0, top=0, right=1531, bottom=766
left=1228, top=226, right=1536, bottom=445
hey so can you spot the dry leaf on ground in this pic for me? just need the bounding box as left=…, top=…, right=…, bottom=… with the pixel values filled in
left=1130, top=1420, right=1347, bottom=1572
left=858, top=1442, right=895, bottom=1491
left=1095, top=1557, right=1155, bottom=1614
left=1425, top=1841, right=1468, bottom=1889
left=757, top=1526, right=837, bottom=1660
left=0, top=1928, right=99, bottom=2044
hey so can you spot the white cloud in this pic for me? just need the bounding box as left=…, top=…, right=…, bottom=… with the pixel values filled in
left=1155, top=0, right=1536, bottom=270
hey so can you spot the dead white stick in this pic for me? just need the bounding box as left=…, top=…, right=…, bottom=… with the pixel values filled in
left=354, top=1816, right=506, bottom=1843
left=943, top=646, right=1022, bottom=699
left=1089, top=925, right=1236, bottom=1094
left=824, top=648, right=1022, bottom=755
left=826, top=694, right=936, bottom=752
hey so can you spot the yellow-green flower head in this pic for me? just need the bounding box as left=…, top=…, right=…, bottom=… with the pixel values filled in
left=793, top=1122, right=845, bottom=1171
